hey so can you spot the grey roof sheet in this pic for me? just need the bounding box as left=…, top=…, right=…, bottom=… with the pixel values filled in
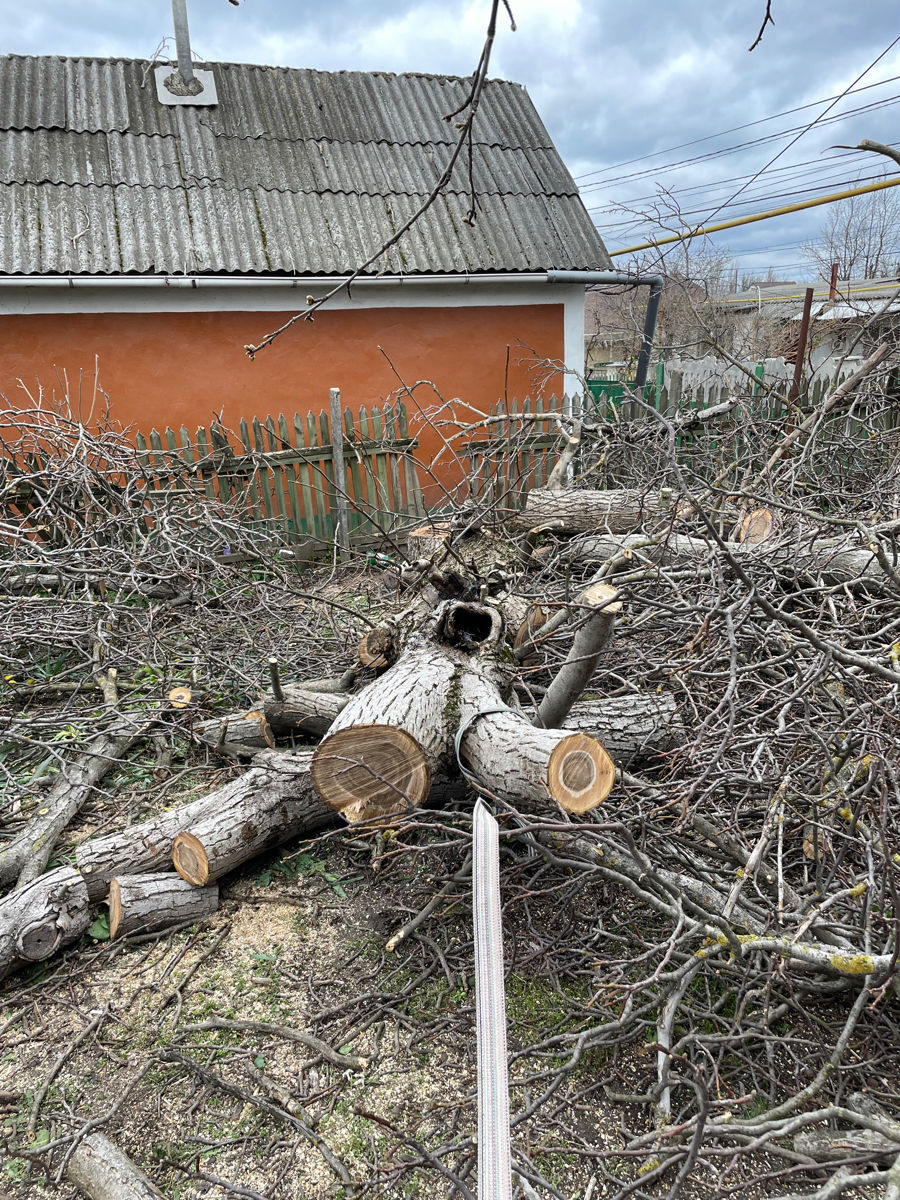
left=0, top=54, right=609, bottom=276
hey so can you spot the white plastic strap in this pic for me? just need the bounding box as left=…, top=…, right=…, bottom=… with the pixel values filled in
left=473, top=797, right=512, bottom=1200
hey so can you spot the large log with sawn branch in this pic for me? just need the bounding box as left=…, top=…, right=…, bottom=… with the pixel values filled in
left=311, top=600, right=615, bottom=823
left=514, top=486, right=676, bottom=535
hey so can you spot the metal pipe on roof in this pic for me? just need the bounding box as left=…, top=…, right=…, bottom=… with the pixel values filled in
left=171, top=0, right=196, bottom=86
left=546, top=269, right=663, bottom=390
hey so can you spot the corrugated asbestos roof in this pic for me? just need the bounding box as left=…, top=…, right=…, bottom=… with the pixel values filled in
left=0, top=55, right=609, bottom=276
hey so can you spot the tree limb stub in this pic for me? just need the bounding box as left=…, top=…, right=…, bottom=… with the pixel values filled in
left=535, top=583, right=621, bottom=729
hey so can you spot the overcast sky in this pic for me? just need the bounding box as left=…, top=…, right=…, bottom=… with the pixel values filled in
left=4, top=0, right=900, bottom=283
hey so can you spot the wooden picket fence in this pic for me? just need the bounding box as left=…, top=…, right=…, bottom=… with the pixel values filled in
left=135, top=400, right=425, bottom=545
left=461, top=395, right=576, bottom=509
left=461, top=366, right=900, bottom=504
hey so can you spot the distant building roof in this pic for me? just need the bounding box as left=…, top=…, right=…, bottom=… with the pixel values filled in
left=722, top=276, right=900, bottom=320
left=0, top=54, right=610, bottom=278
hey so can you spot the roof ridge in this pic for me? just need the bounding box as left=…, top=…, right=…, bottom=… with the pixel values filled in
left=0, top=53, right=525, bottom=88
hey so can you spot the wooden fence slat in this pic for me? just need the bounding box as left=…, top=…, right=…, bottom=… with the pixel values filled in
left=397, top=402, right=425, bottom=516
left=251, top=417, right=277, bottom=525
left=238, top=418, right=264, bottom=527
left=343, top=406, right=365, bottom=533
left=192, top=426, right=218, bottom=508
left=293, top=413, right=316, bottom=539
left=264, top=415, right=292, bottom=538
left=278, top=412, right=305, bottom=540
left=383, top=405, right=404, bottom=523
left=318, top=409, right=337, bottom=542
left=305, top=410, right=326, bottom=541
left=369, top=405, right=392, bottom=528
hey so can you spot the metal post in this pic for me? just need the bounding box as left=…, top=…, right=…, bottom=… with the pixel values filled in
left=789, top=287, right=814, bottom=403
left=171, top=0, right=196, bottom=85
left=829, top=262, right=839, bottom=302
left=634, top=277, right=663, bottom=391
left=328, top=388, right=350, bottom=554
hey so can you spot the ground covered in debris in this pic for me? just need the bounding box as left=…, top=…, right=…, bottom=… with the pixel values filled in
left=5, top=390, right=900, bottom=1199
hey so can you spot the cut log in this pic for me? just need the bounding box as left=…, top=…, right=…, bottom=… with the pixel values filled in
left=172, top=750, right=336, bottom=885
left=535, top=584, right=621, bottom=728
left=556, top=529, right=886, bottom=587
left=311, top=641, right=459, bottom=822
left=407, top=521, right=452, bottom=559
left=75, top=750, right=322, bottom=901
left=514, top=487, right=675, bottom=535
left=457, top=668, right=615, bottom=815
left=562, top=692, right=681, bottom=764
left=194, top=688, right=347, bottom=752
left=76, top=790, right=227, bottom=902
left=109, top=873, right=219, bottom=939
left=738, top=507, right=775, bottom=545
left=65, top=1132, right=165, bottom=1199
left=0, top=866, right=90, bottom=982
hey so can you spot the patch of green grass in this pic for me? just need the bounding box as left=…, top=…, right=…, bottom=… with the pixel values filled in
left=506, top=974, right=588, bottom=1033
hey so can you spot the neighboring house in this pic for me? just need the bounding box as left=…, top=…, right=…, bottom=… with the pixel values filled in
left=0, top=54, right=608, bottom=472
left=721, top=277, right=900, bottom=369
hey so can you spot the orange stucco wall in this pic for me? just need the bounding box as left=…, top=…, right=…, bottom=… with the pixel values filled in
left=0, top=303, right=564, bottom=493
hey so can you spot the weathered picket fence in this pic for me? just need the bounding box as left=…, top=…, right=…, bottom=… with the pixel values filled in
left=461, top=395, right=577, bottom=509
left=135, top=400, right=425, bottom=545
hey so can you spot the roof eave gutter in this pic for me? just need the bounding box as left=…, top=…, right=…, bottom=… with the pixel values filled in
left=0, top=273, right=556, bottom=289
left=546, top=269, right=663, bottom=390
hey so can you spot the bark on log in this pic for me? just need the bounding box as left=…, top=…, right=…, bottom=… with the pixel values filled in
left=556, top=529, right=886, bottom=587
left=109, top=873, right=219, bottom=939
left=65, top=1132, right=165, bottom=1199
left=311, top=641, right=456, bottom=821
left=75, top=750, right=320, bottom=900
left=561, top=692, right=681, bottom=764
left=457, top=667, right=615, bottom=816
left=535, top=584, right=621, bottom=728
left=793, top=1128, right=900, bottom=1164
left=514, top=487, right=675, bottom=535
left=0, top=867, right=90, bottom=982
left=172, top=751, right=336, bottom=885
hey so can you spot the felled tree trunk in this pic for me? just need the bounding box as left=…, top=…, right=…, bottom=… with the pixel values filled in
left=75, top=751, right=332, bottom=901
left=108, top=873, right=219, bottom=939
left=514, top=486, right=676, bottom=535
left=311, top=601, right=615, bottom=823
left=561, top=692, right=681, bottom=764
left=172, top=750, right=336, bottom=885
left=556, top=529, right=887, bottom=586
left=0, top=866, right=90, bottom=982
left=65, top=1132, right=165, bottom=1199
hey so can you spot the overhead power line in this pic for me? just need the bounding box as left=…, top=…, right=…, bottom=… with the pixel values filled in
left=579, top=91, right=900, bottom=192
left=574, top=72, right=900, bottom=182
left=609, top=175, right=900, bottom=257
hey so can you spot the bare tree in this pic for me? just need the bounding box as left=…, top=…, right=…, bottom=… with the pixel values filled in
left=802, top=179, right=900, bottom=280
